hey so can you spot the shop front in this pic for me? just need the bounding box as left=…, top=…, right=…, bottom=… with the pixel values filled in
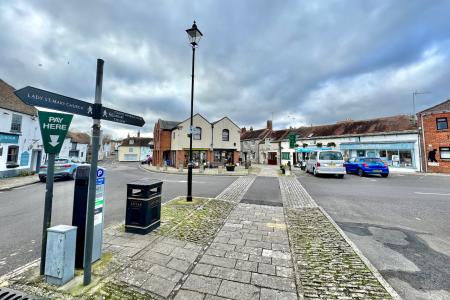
left=340, top=142, right=418, bottom=169
left=213, top=149, right=235, bottom=165
left=182, top=148, right=209, bottom=167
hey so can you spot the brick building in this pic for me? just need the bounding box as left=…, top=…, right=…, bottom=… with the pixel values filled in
left=417, top=99, right=450, bottom=173
left=153, top=119, right=179, bottom=167
left=153, top=115, right=241, bottom=168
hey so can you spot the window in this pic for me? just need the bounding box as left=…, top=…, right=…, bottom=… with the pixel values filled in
left=129, top=139, right=134, bottom=145
left=193, top=127, right=202, bottom=140
left=440, top=147, right=450, bottom=159
left=436, top=118, right=448, bottom=130
left=222, top=129, right=229, bottom=141
left=71, top=142, right=78, bottom=151
left=173, top=132, right=175, bottom=139
left=69, top=150, right=79, bottom=157
left=129, top=148, right=134, bottom=152
left=10, top=114, right=22, bottom=132
left=319, top=151, right=343, bottom=160
left=281, top=152, right=290, bottom=160
left=7, top=146, right=19, bottom=164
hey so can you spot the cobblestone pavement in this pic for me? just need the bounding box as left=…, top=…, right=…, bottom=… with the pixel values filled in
left=255, top=164, right=280, bottom=177
left=286, top=208, right=393, bottom=300
left=179, top=203, right=298, bottom=299
left=279, top=176, right=317, bottom=208
left=216, top=176, right=256, bottom=202
left=0, top=174, right=39, bottom=191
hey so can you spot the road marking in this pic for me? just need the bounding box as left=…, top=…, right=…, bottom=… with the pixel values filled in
left=415, top=217, right=421, bottom=221
left=414, top=192, right=450, bottom=196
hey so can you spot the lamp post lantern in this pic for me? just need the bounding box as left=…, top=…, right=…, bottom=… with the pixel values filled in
left=186, top=21, right=203, bottom=202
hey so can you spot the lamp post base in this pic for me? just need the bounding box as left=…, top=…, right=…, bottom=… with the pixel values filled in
left=187, top=163, right=193, bottom=202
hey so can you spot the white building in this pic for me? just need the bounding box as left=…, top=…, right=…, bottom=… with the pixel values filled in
left=280, top=115, right=420, bottom=171
left=59, top=131, right=90, bottom=162
left=0, top=79, right=45, bottom=177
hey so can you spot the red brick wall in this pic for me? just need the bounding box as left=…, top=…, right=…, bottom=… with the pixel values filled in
left=233, top=151, right=240, bottom=164
left=153, top=121, right=173, bottom=167
left=419, top=112, right=450, bottom=173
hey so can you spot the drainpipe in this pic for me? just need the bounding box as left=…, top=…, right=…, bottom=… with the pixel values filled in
left=421, top=115, right=427, bottom=173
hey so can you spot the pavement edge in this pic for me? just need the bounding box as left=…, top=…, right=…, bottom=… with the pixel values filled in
left=317, top=206, right=403, bottom=300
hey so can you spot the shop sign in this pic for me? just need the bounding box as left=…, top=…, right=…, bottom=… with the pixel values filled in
left=288, top=135, right=296, bottom=149
left=0, top=133, right=19, bottom=144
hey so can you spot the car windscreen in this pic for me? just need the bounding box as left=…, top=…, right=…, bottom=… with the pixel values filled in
left=55, top=159, right=69, bottom=164
left=363, top=158, right=382, bottom=163
left=319, top=151, right=343, bottom=160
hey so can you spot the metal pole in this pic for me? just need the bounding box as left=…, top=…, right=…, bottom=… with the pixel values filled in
left=84, top=58, right=103, bottom=285
left=40, top=153, right=55, bottom=275
left=187, top=46, right=195, bottom=202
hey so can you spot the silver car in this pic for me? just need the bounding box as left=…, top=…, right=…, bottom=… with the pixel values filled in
left=305, top=150, right=346, bottom=178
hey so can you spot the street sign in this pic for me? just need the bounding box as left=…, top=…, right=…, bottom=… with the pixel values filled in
left=38, top=111, right=73, bottom=154
left=15, top=86, right=145, bottom=127
left=289, top=134, right=296, bottom=149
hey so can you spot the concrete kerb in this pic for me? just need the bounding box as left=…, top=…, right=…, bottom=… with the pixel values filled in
left=0, top=180, right=40, bottom=192
left=317, top=206, right=402, bottom=300
left=138, top=164, right=249, bottom=176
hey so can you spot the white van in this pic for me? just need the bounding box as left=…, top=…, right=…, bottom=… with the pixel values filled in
left=305, top=150, right=346, bottom=178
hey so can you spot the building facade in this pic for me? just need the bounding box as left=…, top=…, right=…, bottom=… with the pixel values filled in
left=259, top=129, right=290, bottom=165
left=153, top=115, right=241, bottom=168
left=417, top=99, right=450, bottom=173
left=0, top=79, right=45, bottom=177
left=118, top=136, right=153, bottom=162
left=59, top=131, right=90, bottom=163
left=240, top=121, right=272, bottom=164
left=279, top=115, right=420, bottom=171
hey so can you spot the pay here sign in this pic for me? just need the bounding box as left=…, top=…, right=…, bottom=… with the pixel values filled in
left=38, top=111, right=73, bottom=154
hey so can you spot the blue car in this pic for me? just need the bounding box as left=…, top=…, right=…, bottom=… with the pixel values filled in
left=344, top=157, right=389, bottom=177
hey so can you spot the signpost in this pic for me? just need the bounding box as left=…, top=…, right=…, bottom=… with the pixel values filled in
left=37, top=111, right=73, bottom=275
left=289, top=134, right=296, bottom=149
left=14, top=59, right=145, bottom=285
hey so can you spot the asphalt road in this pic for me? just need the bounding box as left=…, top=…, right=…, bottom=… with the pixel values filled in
left=241, top=176, right=282, bottom=206
left=0, top=162, right=236, bottom=276
left=295, top=169, right=450, bottom=300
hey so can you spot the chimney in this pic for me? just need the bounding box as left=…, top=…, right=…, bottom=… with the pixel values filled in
left=127, top=132, right=130, bottom=138
left=267, top=120, right=273, bottom=130
left=241, top=127, right=247, bottom=133
left=250, top=126, right=253, bottom=131
left=137, top=130, right=140, bottom=138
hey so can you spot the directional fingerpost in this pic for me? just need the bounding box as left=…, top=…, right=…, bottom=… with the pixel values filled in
left=38, top=111, right=73, bottom=154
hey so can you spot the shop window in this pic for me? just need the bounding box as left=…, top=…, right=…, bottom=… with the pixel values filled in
left=7, top=146, right=19, bottom=164
left=129, top=148, right=134, bottom=152
left=222, top=129, right=229, bottom=141
left=282, top=152, right=290, bottom=160
left=436, top=117, right=448, bottom=130
left=193, top=127, right=202, bottom=140
left=69, top=150, right=79, bottom=157
left=10, top=114, right=22, bottom=132
left=357, top=150, right=365, bottom=157
left=440, top=147, right=450, bottom=159
left=214, top=151, right=221, bottom=162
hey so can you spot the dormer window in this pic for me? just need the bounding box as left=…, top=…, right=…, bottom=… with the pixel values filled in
left=129, top=139, right=134, bottom=145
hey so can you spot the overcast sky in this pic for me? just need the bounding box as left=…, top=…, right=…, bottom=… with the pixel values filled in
left=1, top=1, right=450, bottom=138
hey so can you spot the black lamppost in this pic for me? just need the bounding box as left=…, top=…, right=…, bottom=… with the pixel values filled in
left=186, top=21, right=203, bottom=202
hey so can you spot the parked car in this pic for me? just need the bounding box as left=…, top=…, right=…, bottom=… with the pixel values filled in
left=305, top=150, right=346, bottom=178
left=38, top=158, right=79, bottom=182
left=344, top=157, right=389, bottom=177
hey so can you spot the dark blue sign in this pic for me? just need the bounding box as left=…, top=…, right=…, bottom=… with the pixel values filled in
left=15, top=86, right=145, bottom=127
left=0, top=133, right=19, bottom=144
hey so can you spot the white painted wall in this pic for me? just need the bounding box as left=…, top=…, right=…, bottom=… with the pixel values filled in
left=171, top=115, right=212, bottom=150
left=212, top=118, right=241, bottom=151
left=59, top=138, right=88, bottom=162
left=0, top=108, right=44, bottom=175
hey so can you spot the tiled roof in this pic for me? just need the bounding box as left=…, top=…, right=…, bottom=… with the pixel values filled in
left=67, top=131, right=91, bottom=144
left=418, top=99, right=450, bottom=114
left=270, top=129, right=290, bottom=142
left=293, top=115, right=416, bottom=138
left=159, top=119, right=180, bottom=130
left=121, top=137, right=153, bottom=147
left=241, top=128, right=270, bottom=140
left=0, top=79, right=37, bottom=116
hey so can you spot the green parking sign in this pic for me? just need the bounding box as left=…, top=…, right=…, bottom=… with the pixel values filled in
left=38, top=111, right=73, bottom=154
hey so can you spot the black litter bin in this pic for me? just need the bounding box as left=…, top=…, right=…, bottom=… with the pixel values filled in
left=125, top=179, right=163, bottom=234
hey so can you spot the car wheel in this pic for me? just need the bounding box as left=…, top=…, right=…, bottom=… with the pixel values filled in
left=337, top=174, right=344, bottom=179
left=313, top=168, right=319, bottom=177
left=358, top=168, right=364, bottom=177
left=381, top=174, right=389, bottom=178
left=70, top=170, right=77, bottom=180
left=39, top=177, right=46, bottom=183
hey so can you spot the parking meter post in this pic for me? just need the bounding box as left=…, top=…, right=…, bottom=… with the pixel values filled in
left=40, top=153, right=55, bottom=275
left=83, top=59, right=103, bottom=286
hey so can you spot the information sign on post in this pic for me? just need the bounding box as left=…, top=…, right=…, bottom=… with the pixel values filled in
left=38, top=111, right=73, bottom=154
left=289, top=134, right=296, bottom=149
